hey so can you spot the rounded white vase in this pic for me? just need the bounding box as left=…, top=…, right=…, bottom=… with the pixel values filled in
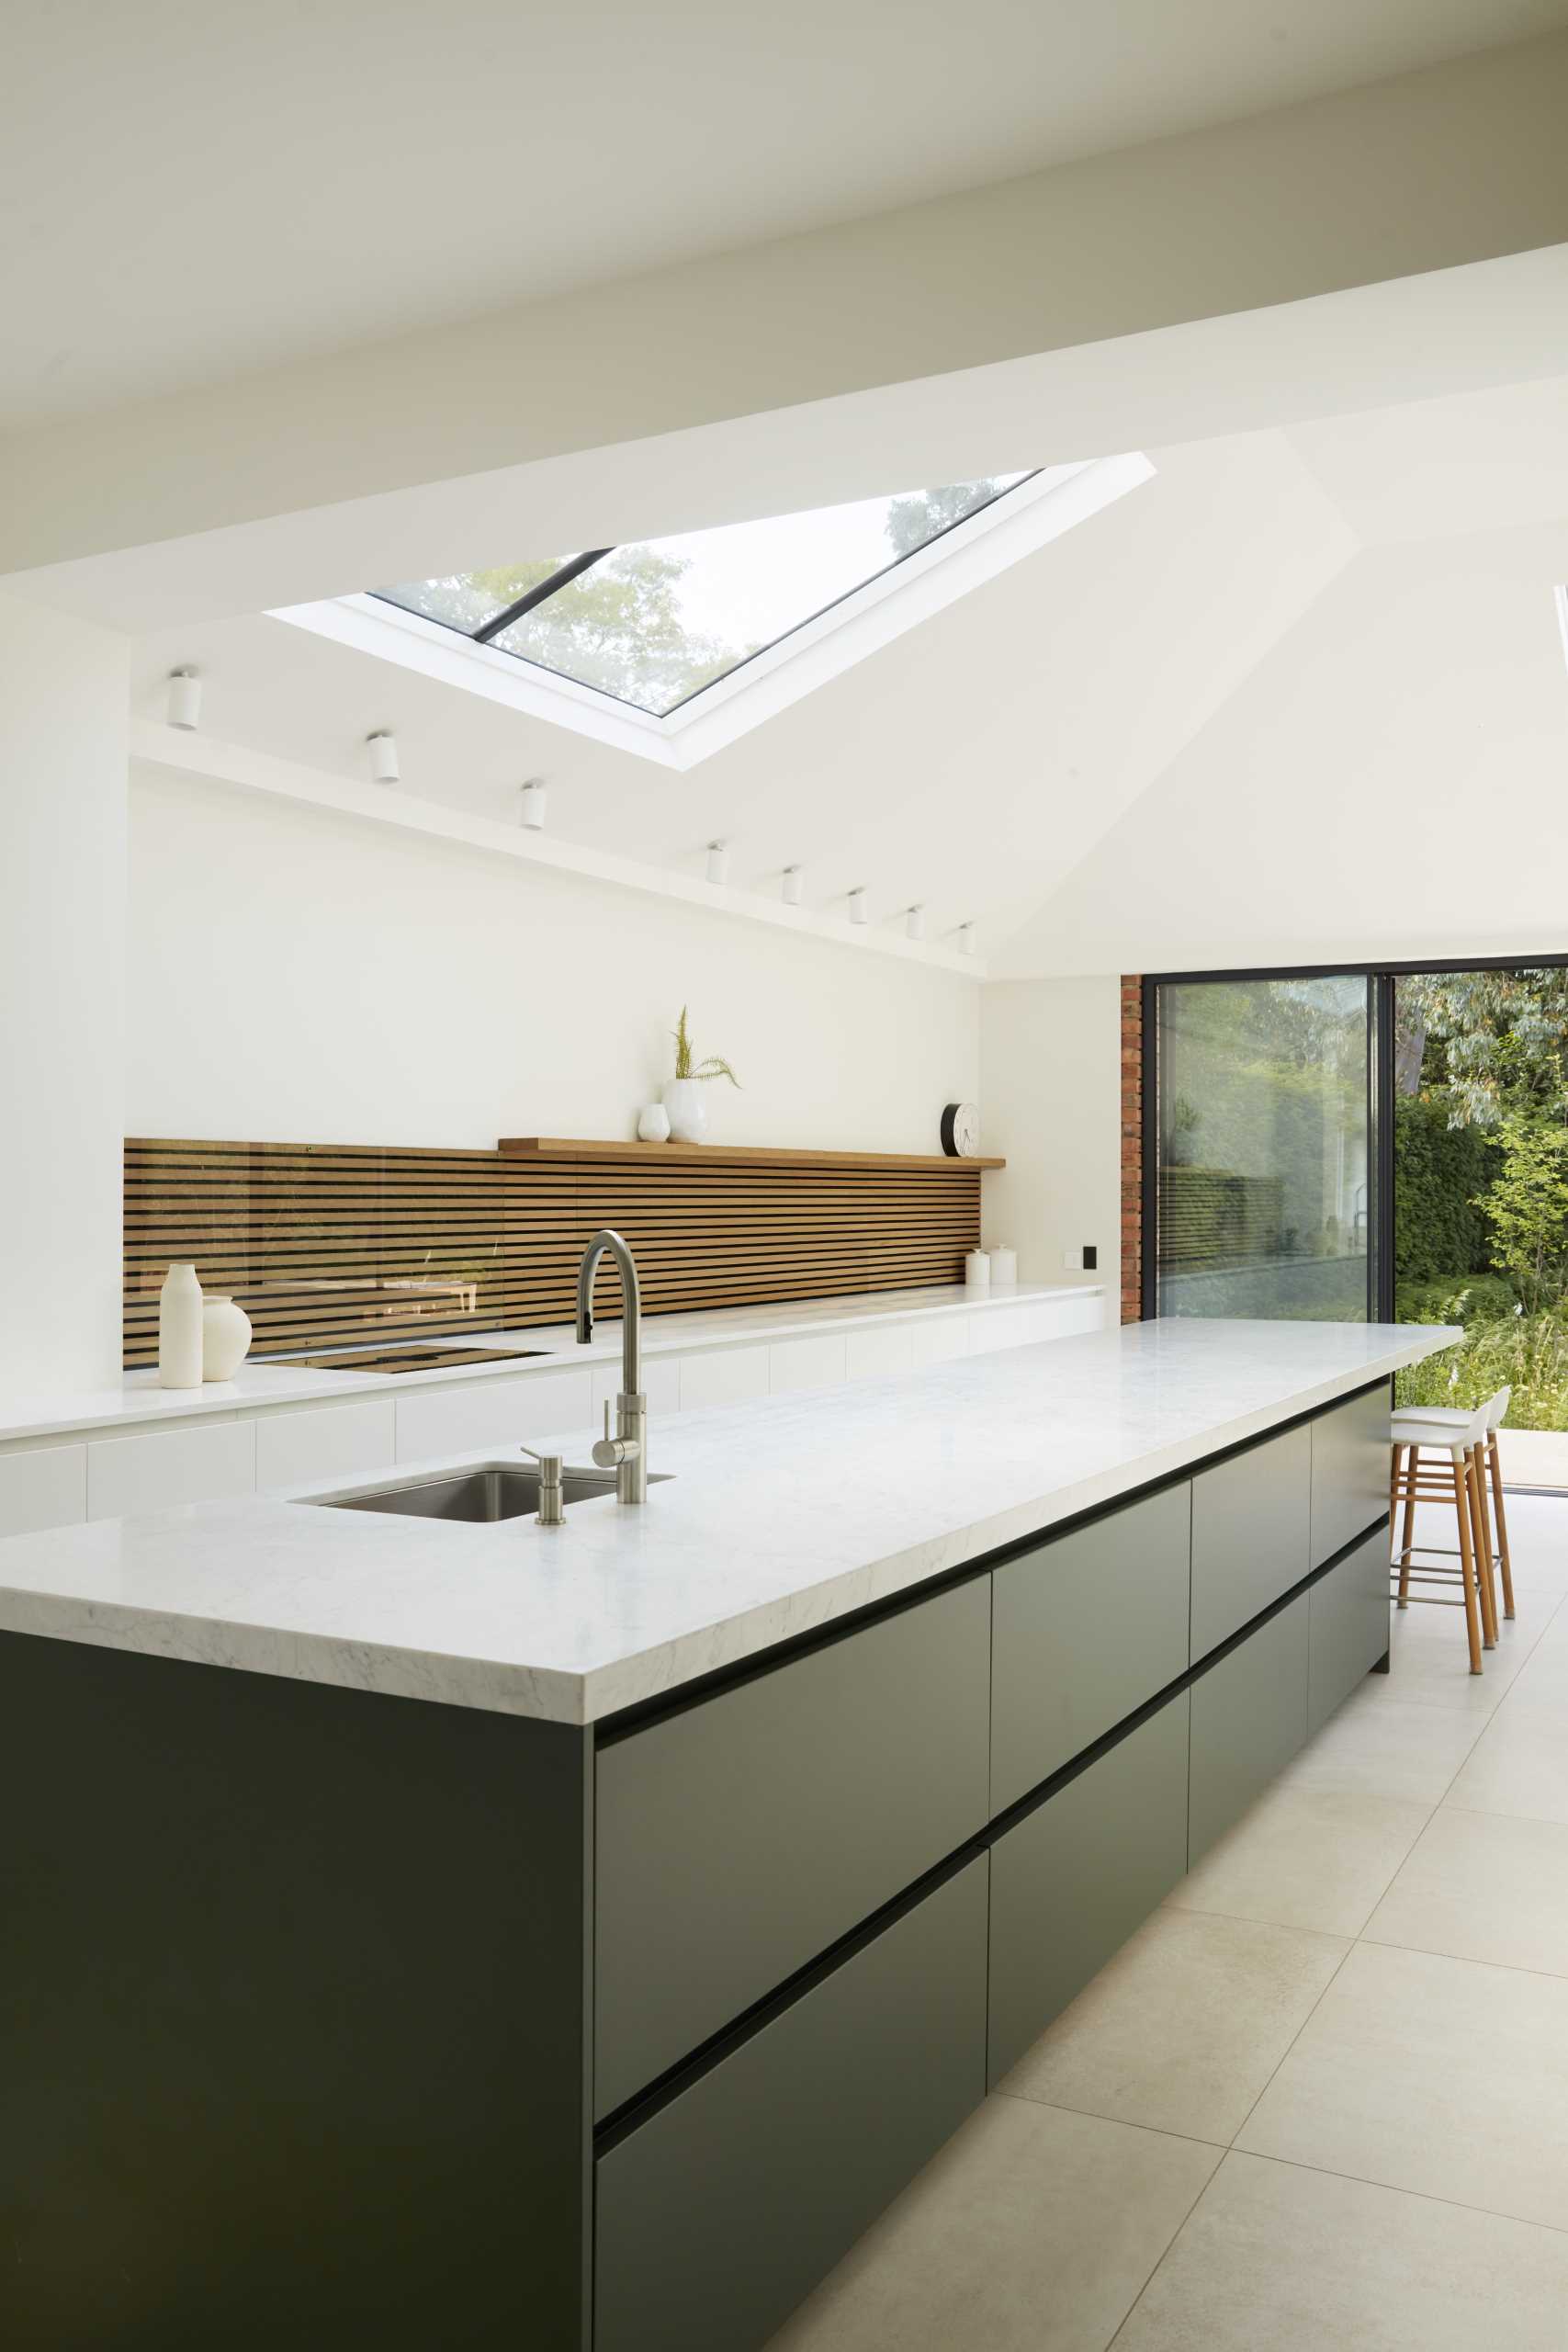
left=202, top=1295, right=253, bottom=1382
left=637, top=1102, right=671, bottom=1143
left=158, top=1262, right=204, bottom=1389
left=662, top=1079, right=708, bottom=1146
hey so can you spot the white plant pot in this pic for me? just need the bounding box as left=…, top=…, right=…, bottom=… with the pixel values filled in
left=637, top=1102, right=671, bottom=1143
left=158, top=1261, right=204, bottom=1389
left=202, top=1295, right=253, bottom=1382
left=662, top=1079, right=708, bottom=1145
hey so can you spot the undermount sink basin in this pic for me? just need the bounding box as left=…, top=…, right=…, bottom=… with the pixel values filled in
left=306, top=1461, right=671, bottom=1522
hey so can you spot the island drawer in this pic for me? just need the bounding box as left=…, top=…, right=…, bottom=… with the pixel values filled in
left=595, top=1855, right=987, bottom=2352
left=987, top=1689, right=1190, bottom=2086
left=990, top=1483, right=1190, bottom=1813
left=1188, top=1591, right=1310, bottom=1863
left=1307, top=1527, right=1389, bottom=1735
left=1190, top=1423, right=1311, bottom=1660
left=1311, top=1383, right=1391, bottom=1568
left=593, top=1575, right=991, bottom=2120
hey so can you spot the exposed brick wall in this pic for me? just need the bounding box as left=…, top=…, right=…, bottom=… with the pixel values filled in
left=1121, top=976, right=1144, bottom=1322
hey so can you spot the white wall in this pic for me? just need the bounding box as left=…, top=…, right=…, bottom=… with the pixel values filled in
left=0, top=593, right=127, bottom=1395
left=980, top=978, right=1122, bottom=1299
left=127, top=767, right=979, bottom=1153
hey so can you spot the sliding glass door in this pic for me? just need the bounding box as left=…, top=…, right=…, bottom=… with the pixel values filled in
left=1151, top=975, right=1376, bottom=1320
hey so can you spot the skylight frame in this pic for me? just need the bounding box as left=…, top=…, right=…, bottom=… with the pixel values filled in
left=273, top=454, right=1156, bottom=773
left=371, top=473, right=1035, bottom=721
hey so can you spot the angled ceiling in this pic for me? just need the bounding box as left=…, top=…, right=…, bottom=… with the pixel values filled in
left=7, top=0, right=1567, bottom=427
left=131, top=369, right=1568, bottom=975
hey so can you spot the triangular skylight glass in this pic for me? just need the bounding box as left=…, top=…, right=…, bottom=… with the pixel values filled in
left=375, top=473, right=1031, bottom=718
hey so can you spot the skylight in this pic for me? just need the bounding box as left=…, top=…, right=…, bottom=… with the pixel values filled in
left=375, top=475, right=1032, bottom=718
left=275, top=454, right=1156, bottom=771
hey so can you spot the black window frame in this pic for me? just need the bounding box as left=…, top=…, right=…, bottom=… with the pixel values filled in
left=1141, top=953, right=1568, bottom=1326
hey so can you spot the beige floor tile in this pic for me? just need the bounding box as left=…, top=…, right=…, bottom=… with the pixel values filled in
left=1238, top=1939, right=1568, bottom=2232
left=1446, top=1701, right=1568, bottom=1823
left=999, top=1906, right=1347, bottom=2145
left=1169, top=1784, right=1431, bottom=1937
left=1371, top=1595, right=1537, bottom=1713
left=1115, top=2150, right=1568, bottom=2352
left=1278, top=1690, right=1483, bottom=1805
left=1366, top=1805, right=1568, bottom=1977
left=1498, top=1615, right=1568, bottom=1714
left=765, top=2097, right=1217, bottom=2352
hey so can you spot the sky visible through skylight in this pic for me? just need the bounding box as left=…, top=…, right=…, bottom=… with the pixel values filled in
left=376, top=471, right=1032, bottom=718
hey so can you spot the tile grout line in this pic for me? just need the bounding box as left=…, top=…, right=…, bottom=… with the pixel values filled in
left=1104, top=1540, right=1568, bottom=2347
left=1224, top=1563, right=1564, bottom=2158
left=990, top=2084, right=1229, bottom=2154
left=1230, top=2143, right=1568, bottom=2242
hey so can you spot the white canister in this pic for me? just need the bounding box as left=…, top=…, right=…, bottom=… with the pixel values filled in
left=158, top=1261, right=204, bottom=1389
left=988, top=1244, right=1018, bottom=1289
left=637, top=1102, right=671, bottom=1143
left=964, top=1249, right=991, bottom=1291
left=661, top=1078, right=708, bottom=1146
left=202, top=1295, right=253, bottom=1382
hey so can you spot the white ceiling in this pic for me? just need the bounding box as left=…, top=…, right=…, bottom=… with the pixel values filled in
left=6, top=0, right=1567, bottom=426
left=130, top=367, right=1568, bottom=971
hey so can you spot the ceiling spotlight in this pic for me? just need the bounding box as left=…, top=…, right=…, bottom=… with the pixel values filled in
left=367, top=729, right=400, bottom=785
left=905, top=905, right=926, bottom=942
left=848, top=887, right=869, bottom=926
left=706, top=841, right=730, bottom=886
left=166, top=668, right=201, bottom=730
left=959, top=922, right=976, bottom=956
left=520, top=778, right=547, bottom=831
left=782, top=865, right=803, bottom=907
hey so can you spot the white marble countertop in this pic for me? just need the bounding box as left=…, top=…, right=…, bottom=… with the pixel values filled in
left=0, top=1280, right=1100, bottom=1448
left=0, top=1319, right=1454, bottom=1725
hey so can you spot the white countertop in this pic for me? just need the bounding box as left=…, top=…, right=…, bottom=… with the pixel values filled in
left=0, top=1280, right=1099, bottom=1447
left=0, top=1319, right=1454, bottom=1726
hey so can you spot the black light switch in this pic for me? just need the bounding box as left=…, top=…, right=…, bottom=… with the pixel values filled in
left=1083, top=1245, right=1098, bottom=1271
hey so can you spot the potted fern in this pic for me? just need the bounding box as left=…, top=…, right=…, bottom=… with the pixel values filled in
left=662, top=1006, right=741, bottom=1144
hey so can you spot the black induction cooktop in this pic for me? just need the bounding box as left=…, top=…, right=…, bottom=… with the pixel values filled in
left=294, top=1345, right=552, bottom=1374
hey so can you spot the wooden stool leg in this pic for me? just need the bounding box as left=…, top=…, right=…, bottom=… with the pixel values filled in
left=1451, top=1448, right=1483, bottom=1675
left=1489, top=1430, right=1517, bottom=1620
left=1397, top=1444, right=1418, bottom=1606
left=1469, top=1444, right=1498, bottom=1648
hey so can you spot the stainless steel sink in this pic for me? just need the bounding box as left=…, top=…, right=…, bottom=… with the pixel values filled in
left=306, top=1461, right=671, bottom=1521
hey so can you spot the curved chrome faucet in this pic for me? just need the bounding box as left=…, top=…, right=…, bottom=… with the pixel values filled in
left=576, top=1229, right=647, bottom=1503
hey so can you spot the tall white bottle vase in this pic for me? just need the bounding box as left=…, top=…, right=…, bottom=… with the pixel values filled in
left=158, top=1262, right=204, bottom=1389
left=662, top=1079, right=709, bottom=1146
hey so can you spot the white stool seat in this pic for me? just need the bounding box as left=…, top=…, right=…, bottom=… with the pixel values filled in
left=1483, top=1385, right=1511, bottom=1431
left=1391, top=1404, right=1486, bottom=1451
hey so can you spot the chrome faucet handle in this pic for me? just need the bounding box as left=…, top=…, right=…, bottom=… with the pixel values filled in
left=520, top=1445, right=565, bottom=1526
left=592, top=1400, right=643, bottom=1470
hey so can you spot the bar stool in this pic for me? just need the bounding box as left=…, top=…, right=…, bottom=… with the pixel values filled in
left=1479, top=1386, right=1517, bottom=1623
left=1392, top=1386, right=1515, bottom=1635
left=1389, top=1402, right=1491, bottom=1674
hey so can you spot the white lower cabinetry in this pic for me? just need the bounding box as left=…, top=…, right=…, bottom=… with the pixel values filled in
left=769, top=1334, right=849, bottom=1396
left=0, top=1292, right=1108, bottom=1534
left=844, top=1325, right=914, bottom=1380
left=908, top=1317, right=971, bottom=1368
left=395, top=1371, right=593, bottom=1463
left=255, top=1401, right=399, bottom=1492
left=87, top=1420, right=256, bottom=1520
left=0, top=1442, right=87, bottom=1537
left=678, top=1347, right=770, bottom=1413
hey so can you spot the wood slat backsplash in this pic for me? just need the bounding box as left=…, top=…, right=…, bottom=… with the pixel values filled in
left=123, top=1138, right=987, bottom=1365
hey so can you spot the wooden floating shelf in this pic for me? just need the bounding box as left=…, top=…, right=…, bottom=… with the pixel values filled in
left=500, top=1137, right=1006, bottom=1172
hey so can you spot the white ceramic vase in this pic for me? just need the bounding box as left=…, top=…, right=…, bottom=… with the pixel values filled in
left=662, top=1079, right=708, bottom=1145
left=202, top=1295, right=253, bottom=1382
left=637, top=1102, right=672, bottom=1143
left=158, top=1262, right=204, bottom=1389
